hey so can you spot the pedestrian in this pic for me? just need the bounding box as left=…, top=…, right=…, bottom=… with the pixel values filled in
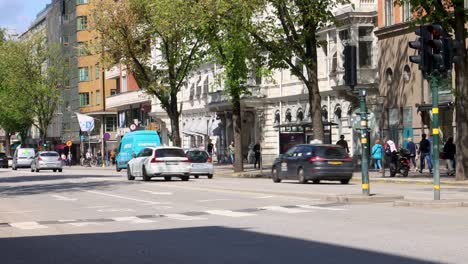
left=443, top=137, right=456, bottom=176
left=336, top=135, right=349, bottom=153
left=406, top=137, right=417, bottom=171
left=371, top=139, right=383, bottom=171
left=418, top=133, right=433, bottom=173
left=253, top=142, right=261, bottom=169
left=207, top=140, right=214, bottom=156
left=110, top=149, right=116, bottom=165
left=384, top=137, right=398, bottom=177
left=67, top=152, right=72, bottom=167
left=61, top=153, right=67, bottom=166
left=229, top=141, right=235, bottom=164
left=104, top=151, right=110, bottom=167
left=97, top=151, right=102, bottom=166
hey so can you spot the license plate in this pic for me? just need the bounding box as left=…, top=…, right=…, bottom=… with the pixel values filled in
left=166, top=162, right=179, bottom=165
left=281, top=162, right=287, bottom=171
left=193, top=164, right=205, bottom=168
left=328, top=161, right=342, bottom=165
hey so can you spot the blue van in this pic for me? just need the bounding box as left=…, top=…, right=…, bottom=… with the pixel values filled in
left=116, top=130, right=161, bottom=171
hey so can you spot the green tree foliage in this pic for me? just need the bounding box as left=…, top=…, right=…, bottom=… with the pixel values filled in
left=402, top=0, right=467, bottom=180
left=200, top=0, right=264, bottom=172
left=250, top=0, right=349, bottom=141
left=91, top=0, right=207, bottom=146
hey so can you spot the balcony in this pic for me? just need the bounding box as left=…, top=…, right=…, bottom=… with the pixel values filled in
left=106, top=90, right=152, bottom=110
left=105, top=65, right=120, bottom=80
left=357, top=0, right=376, bottom=11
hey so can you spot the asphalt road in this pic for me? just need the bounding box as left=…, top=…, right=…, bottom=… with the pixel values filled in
left=1, top=167, right=467, bottom=264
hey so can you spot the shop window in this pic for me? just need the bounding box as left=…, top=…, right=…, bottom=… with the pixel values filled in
left=105, top=116, right=117, bottom=132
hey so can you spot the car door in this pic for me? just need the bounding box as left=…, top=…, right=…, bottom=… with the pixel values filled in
left=279, top=146, right=296, bottom=177
left=132, top=149, right=146, bottom=176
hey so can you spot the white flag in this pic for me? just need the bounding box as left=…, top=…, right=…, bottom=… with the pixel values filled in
left=76, top=112, right=95, bottom=132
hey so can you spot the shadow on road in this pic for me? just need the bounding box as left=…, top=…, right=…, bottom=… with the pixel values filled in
left=0, top=226, right=435, bottom=264
left=0, top=174, right=119, bottom=184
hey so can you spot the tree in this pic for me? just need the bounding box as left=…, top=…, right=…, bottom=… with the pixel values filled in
left=200, top=0, right=264, bottom=172
left=249, top=0, right=349, bottom=141
left=91, top=0, right=207, bottom=146
left=403, top=0, right=467, bottom=180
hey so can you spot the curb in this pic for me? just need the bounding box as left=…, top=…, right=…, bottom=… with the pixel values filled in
left=394, top=199, right=468, bottom=208
left=325, top=194, right=404, bottom=203
left=353, top=177, right=468, bottom=187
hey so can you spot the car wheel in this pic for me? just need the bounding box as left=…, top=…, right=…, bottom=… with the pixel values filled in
left=312, top=180, right=320, bottom=184
left=58, top=169, right=63, bottom=173
left=53, top=169, right=57, bottom=172
left=12, top=165, right=17, bottom=171
left=31, top=164, right=35, bottom=172
left=340, top=179, right=350, bottom=184
left=127, top=166, right=135, bottom=181
left=194, top=175, right=199, bottom=179
left=272, top=167, right=281, bottom=183
left=36, top=168, right=40, bottom=172
left=298, top=168, right=307, bottom=184
left=207, top=174, right=213, bottom=179
left=164, top=176, right=171, bottom=181
left=181, top=176, right=189, bottom=181
left=142, top=166, right=151, bottom=181
left=116, top=164, right=122, bottom=172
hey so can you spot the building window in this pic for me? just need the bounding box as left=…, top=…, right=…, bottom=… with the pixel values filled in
left=386, top=68, right=393, bottom=84
left=203, top=76, right=208, bottom=95
left=105, top=116, right=117, bottom=132
left=79, top=93, right=89, bottom=107
left=285, top=109, right=292, bottom=123
left=121, top=75, right=127, bottom=92
left=358, top=26, right=373, bottom=68
left=95, top=64, right=100, bottom=79
left=402, top=2, right=412, bottom=22
left=274, top=110, right=280, bottom=124
left=77, top=16, right=88, bottom=31
left=96, top=90, right=101, bottom=106
left=78, top=67, right=89, bottom=82
left=76, top=0, right=88, bottom=4
left=403, top=65, right=411, bottom=82
left=77, top=42, right=88, bottom=56
left=385, top=0, right=394, bottom=26
left=297, top=108, right=304, bottom=122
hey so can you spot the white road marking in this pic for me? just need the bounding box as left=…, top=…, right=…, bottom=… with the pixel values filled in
left=152, top=206, right=173, bottom=209
left=261, top=206, right=311, bottom=214
left=10, top=222, right=48, bottom=230
left=206, top=210, right=255, bottom=218
left=254, top=195, right=274, bottom=199
left=51, top=195, right=77, bottom=201
left=164, top=214, right=206, bottom=221
left=97, top=208, right=135, bottom=213
left=86, top=191, right=161, bottom=205
left=140, top=190, right=173, bottom=195
left=0, top=210, right=37, bottom=214
left=86, top=206, right=109, bottom=209
left=69, top=222, right=103, bottom=227
left=112, top=216, right=155, bottom=224
left=197, top=199, right=232, bottom=202
left=296, top=205, right=346, bottom=211
left=57, top=219, right=77, bottom=223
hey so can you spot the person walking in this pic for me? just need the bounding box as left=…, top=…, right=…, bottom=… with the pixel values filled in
left=419, top=133, right=433, bottom=173
left=406, top=137, right=417, bottom=171
left=110, top=149, right=116, bottom=165
left=443, top=137, right=456, bottom=176
left=253, top=142, right=261, bottom=169
left=371, top=139, right=383, bottom=171
left=384, top=137, right=398, bottom=177
left=67, top=152, right=72, bottom=167
left=61, top=153, right=67, bottom=166
left=336, top=135, right=349, bottom=153
left=229, top=141, right=235, bottom=164
left=207, top=140, right=214, bottom=156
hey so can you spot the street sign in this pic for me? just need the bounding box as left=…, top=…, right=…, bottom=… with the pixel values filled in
left=66, top=141, right=73, bottom=147
left=130, top=124, right=137, bottom=131
left=103, top=133, right=111, bottom=140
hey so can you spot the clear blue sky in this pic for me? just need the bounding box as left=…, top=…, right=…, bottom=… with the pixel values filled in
left=0, top=0, right=51, bottom=35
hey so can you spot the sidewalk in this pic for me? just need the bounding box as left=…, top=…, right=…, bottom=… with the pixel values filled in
left=213, top=163, right=468, bottom=186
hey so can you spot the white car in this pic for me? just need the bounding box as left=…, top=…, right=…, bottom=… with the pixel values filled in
left=186, top=149, right=214, bottom=179
left=127, top=147, right=191, bottom=181
left=30, top=151, right=63, bottom=172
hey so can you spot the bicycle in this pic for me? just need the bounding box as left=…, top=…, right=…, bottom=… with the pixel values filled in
left=83, top=157, right=98, bottom=167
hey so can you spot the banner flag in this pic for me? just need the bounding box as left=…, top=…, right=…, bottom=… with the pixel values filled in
left=75, top=112, right=95, bottom=132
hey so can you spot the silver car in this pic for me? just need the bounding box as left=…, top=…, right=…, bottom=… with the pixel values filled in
left=186, top=149, right=214, bottom=179
left=31, top=151, right=63, bottom=172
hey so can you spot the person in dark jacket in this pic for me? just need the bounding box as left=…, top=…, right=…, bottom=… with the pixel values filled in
left=336, top=135, right=349, bottom=153
left=406, top=137, right=417, bottom=170
left=443, top=137, right=456, bottom=176
left=419, top=133, right=433, bottom=173
left=253, top=142, right=261, bottom=169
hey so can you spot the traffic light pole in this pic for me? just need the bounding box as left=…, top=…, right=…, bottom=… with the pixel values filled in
left=359, top=88, right=370, bottom=196
left=430, top=75, right=440, bottom=200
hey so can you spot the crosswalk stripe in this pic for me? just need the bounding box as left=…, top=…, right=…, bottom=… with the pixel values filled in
left=10, top=222, right=48, bottom=230
left=164, top=214, right=206, bottom=221
left=206, top=210, right=255, bottom=218
left=69, top=222, right=103, bottom=227
left=261, top=206, right=311, bottom=214
left=296, top=205, right=346, bottom=211
left=112, top=216, right=155, bottom=224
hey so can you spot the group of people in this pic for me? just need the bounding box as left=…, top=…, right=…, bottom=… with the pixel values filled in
left=368, top=134, right=456, bottom=176
left=226, top=141, right=262, bottom=169
left=60, top=152, right=73, bottom=167
left=81, top=149, right=117, bottom=167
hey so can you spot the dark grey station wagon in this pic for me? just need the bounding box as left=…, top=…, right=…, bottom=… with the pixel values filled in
left=271, top=144, right=353, bottom=184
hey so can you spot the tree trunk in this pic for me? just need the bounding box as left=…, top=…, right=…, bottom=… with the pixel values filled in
left=307, top=66, right=324, bottom=142
left=454, top=3, right=468, bottom=181
left=5, top=131, right=11, bottom=156
left=168, top=111, right=181, bottom=147
left=232, top=98, right=243, bottom=172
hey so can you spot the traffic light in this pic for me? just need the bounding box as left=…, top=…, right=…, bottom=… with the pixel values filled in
left=427, top=24, right=446, bottom=73
left=408, top=25, right=431, bottom=75
left=443, top=37, right=461, bottom=72
left=343, top=45, right=357, bottom=87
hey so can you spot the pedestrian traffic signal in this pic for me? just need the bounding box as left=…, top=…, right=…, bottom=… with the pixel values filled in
left=343, top=45, right=357, bottom=88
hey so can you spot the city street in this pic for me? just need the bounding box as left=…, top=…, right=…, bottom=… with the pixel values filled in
left=1, top=167, right=468, bottom=264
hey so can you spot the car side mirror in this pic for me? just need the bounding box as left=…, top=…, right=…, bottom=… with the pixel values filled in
left=132, top=153, right=136, bottom=158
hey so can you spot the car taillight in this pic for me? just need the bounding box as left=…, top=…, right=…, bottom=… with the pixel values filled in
left=207, top=156, right=212, bottom=163
left=344, top=156, right=353, bottom=162
left=37, top=156, right=42, bottom=161
left=150, top=157, right=164, bottom=163
left=58, top=157, right=62, bottom=161
left=309, top=156, right=325, bottom=162
left=182, top=157, right=190, bottom=163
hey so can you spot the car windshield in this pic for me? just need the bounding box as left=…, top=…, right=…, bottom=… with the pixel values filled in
left=40, top=152, right=59, bottom=157
left=315, top=146, right=348, bottom=159
left=155, top=149, right=185, bottom=158
left=186, top=151, right=208, bottom=162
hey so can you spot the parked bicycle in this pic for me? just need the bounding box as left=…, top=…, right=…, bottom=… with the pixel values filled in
left=82, top=157, right=98, bottom=167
